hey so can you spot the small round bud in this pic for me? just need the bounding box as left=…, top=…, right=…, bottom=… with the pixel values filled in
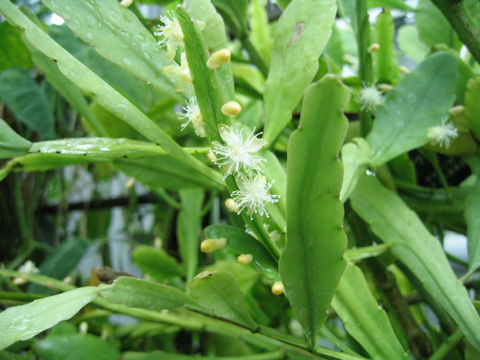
left=126, top=177, right=135, bottom=189
left=368, top=43, right=380, bottom=53
left=200, top=238, right=227, bottom=253
left=63, top=276, right=72, bottom=284
left=207, top=151, right=218, bottom=163
left=207, top=49, right=231, bottom=69
left=79, top=321, right=88, bottom=334
left=154, top=237, right=162, bottom=249
left=13, top=275, right=28, bottom=286
left=221, top=101, right=242, bottom=116
left=449, top=105, right=465, bottom=116
left=225, top=198, right=239, bottom=213
left=120, top=0, right=134, bottom=7
left=398, top=65, right=410, bottom=74
left=237, top=253, right=253, bottom=264
left=378, top=83, right=393, bottom=92
left=271, top=281, right=284, bottom=295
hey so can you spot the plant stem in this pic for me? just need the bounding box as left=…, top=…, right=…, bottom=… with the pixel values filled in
left=431, top=0, right=480, bottom=65
left=355, top=0, right=374, bottom=136
left=428, top=329, right=463, bottom=360
left=241, top=37, right=269, bottom=78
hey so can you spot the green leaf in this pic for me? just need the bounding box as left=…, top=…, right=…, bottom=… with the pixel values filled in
left=332, top=264, right=409, bottom=360
left=34, top=334, right=120, bottom=360
left=100, top=277, right=198, bottom=311
left=367, top=52, right=458, bottom=166
left=397, top=25, right=429, bottom=63
left=350, top=174, right=480, bottom=351
left=0, top=287, right=98, bottom=350
left=203, top=261, right=260, bottom=295
left=29, top=238, right=91, bottom=294
left=189, top=271, right=258, bottom=331
left=176, top=6, right=228, bottom=143
left=249, top=0, right=273, bottom=65
left=465, top=77, right=480, bottom=141
left=186, top=0, right=234, bottom=100
left=132, top=246, right=183, bottom=282
left=211, top=0, right=248, bottom=36
left=42, top=0, right=176, bottom=97
left=340, top=138, right=371, bottom=203
left=204, top=225, right=279, bottom=281
left=0, top=119, right=31, bottom=159
left=0, top=22, right=32, bottom=72
left=0, top=2, right=223, bottom=186
left=116, top=156, right=222, bottom=190
left=123, top=350, right=284, bottom=360
left=0, top=68, right=55, bottom=138
left=263, top=0, right=337, bottom=144
left=464, top=180, right=480, bottom=277
left=26, top=43, right=106, bottom=136
left=279, top=75, right=349, bottom=348
left=177, top=189, right=204, bottom=283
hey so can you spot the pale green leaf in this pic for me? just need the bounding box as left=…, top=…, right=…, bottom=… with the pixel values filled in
left=279, top=75, right=349, bottom=347
left=263, top=0, right=337, bottom=144
left=0, top=287, right=98, bottom=350
left=0, top=119, right=31, bottom=159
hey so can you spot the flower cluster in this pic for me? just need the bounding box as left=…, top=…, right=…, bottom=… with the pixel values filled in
left=212, top=124, right=279, bottom=218
left=359, top=85, right=384, bottom=112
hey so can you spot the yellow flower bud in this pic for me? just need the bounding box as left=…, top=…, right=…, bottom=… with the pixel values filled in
left=120, top=0, right=134, bottom=7
left=368, top=43, right=380, bottom=53
left=206, top=49, right=231, bottom=69
left=398, top=65, right=410, bottom=74
left=207, top=151, right=218, bottom=163
left=271, top=281, right=284, bottom=295
left=221, top=101, right=242, bottom=116
left=225, top=198, right=239, bottom=213
left=200, top=238, right=227, bottom=253
left=449, top=105, right=465, bottom=117
left=237, top=253, right=253, bottom=264
left=378, top=83, right=393, bottom=92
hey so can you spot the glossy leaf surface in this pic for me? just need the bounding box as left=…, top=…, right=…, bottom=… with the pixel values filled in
left=189, top=271, right=258, bottom=331
left=132, top=246, right=183, bottom=282
left=0, top=119, right=31, bottom=159
left=0, top=2, right=223, bottom=186
left=42, top=0, right=176, bottom=96
left=0, top=287, right=97, bottom=350
left=350, top=174, right=480, bottom=350
left=368, top=52, right=457, bottom=166
left=279, top=75, right=349, bottom=347
left=332, top=264, right=408, bottom=360
left=263, top=0, right=337, bottom=144
left=204, top=224, right=279, bottom=281
left=100, top=277, right=198, bottom=311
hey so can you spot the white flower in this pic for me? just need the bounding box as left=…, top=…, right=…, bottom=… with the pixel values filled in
left=178, top=97, right=206, bottom=137
left=427, top=118, right=458, bottom=148
left=231, top=175, right=280, bottom=218
left=212, top=124, right=267, bottom=179
left=18, top=260, right=39, bottom=274
left=154, top=12, right=184, bottom=61
left=163, top=52, right=192, bottom=92
left=360, top=85, right=384, bottom=112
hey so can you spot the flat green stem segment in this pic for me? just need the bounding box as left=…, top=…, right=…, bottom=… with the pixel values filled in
left=0, top=287, right=97, bottom=350
left=279, top=75, right=349, bottom=348
left=464, top=180, right=480, bottom=278
left=332, top=264, right=409, bottom=360
left=465, top=78, right=480, bottom=141
left=0, top=118, right=31, bottom=159
left=176, top=6, right=228, bottom=143
left=189, top=271, right=258, bottom=331
left=42, top=0, right=176, bottom=96
left=100, top=277, right=198, bottom=311
left=367, top=52, right=457, bottom=166
left=350, top=174, right=480, bottom=351
left=0, top=1, right=223, bottom=186
left=263, top=0, right=337, bottom=145
left=204, top=225, right=280, bottom=281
